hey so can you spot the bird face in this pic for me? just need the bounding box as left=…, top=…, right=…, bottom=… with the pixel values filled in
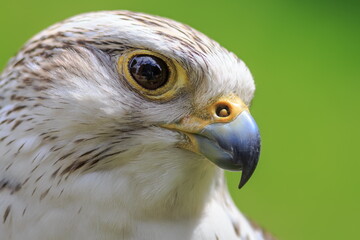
left=2, top=11, right=260, bottom=196
left=116, top=45, right=260, bottom=187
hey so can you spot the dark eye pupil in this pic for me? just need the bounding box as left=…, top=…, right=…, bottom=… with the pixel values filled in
left=129, top=55, right=169, bottom=90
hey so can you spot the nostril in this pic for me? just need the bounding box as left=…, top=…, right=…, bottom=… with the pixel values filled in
left=215, top=104, right=231, bottom=117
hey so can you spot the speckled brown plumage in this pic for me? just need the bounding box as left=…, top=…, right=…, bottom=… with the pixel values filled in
left=0, top=10, right=272, bottom=240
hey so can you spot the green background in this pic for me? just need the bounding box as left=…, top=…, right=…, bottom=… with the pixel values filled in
left=1, top=0, right=359, bottom=239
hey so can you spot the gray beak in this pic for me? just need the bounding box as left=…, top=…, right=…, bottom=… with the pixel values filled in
left=194, top=111, right=261, bottom=188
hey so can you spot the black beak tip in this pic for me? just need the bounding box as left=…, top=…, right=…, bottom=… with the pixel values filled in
left=238, top=168, right=255, bottom=189
left=237, top=143, right=261, bottom=189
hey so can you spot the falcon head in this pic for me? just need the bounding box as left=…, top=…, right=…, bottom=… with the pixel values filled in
left=1, top=11, right=260, bottom=216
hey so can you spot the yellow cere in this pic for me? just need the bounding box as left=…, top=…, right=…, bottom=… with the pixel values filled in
left=162, top=96, right=249, bottom=135
left=161, top=95, right=250, bottom=155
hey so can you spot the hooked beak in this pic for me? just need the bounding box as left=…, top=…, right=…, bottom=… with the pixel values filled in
left=162, top=96, right=261, bottom=188
left=194, top=111, right=260, bottom=188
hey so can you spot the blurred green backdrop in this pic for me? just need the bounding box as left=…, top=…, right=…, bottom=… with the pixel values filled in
left=1, top=0, right=359, bottom=239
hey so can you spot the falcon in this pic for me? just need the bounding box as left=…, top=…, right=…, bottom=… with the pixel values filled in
left=0, top=11, right=271, bottom=240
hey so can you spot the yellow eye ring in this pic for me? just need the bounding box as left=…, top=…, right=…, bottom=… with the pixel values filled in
left=117, top=50, right=188, bottom=101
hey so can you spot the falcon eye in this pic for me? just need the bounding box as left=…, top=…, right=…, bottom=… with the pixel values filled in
left=118, top=49, right=188, bottom=101
left=128, top=55, right=169, bottom=90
